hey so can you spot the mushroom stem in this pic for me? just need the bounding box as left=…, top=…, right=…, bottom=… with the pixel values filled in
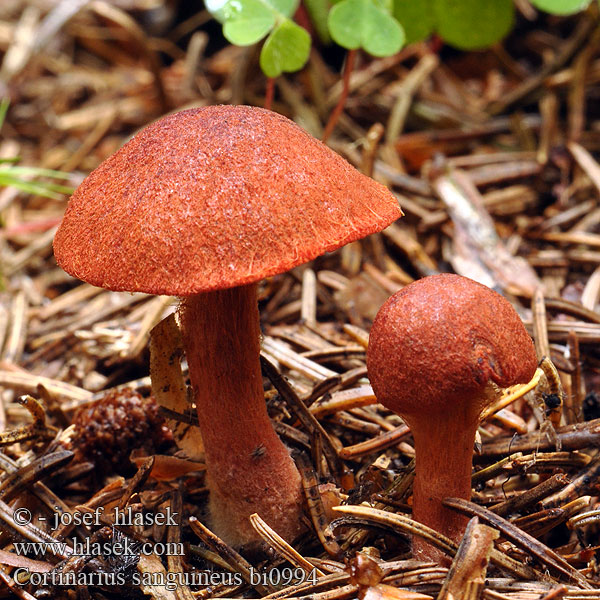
left=407, top=390, right=493, bottom=563
left=410, top=421, right=473, bottom=562
left=179, top=284, right=303, bottom=547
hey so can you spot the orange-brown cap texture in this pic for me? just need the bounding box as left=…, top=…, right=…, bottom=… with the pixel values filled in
left=367, top=274, right=538, bottom=417
left=53, top=105, right=402, bottom=296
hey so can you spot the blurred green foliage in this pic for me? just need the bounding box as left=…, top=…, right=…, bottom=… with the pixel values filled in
left=0, top=99, right=73, bottom=200
left=205, top=0, right=594, bottom=77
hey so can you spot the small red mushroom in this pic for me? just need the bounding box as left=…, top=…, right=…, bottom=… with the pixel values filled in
left=53, top=105, right=402, bottom=547
left=366, top=274, right=537, bottom=562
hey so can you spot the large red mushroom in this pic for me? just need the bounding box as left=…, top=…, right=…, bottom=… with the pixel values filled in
left=366, top=274, right=537, bottom=561
left=54, top=105, right=402, bottom=547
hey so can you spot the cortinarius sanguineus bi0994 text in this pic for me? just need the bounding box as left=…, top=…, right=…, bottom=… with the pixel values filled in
left=366, top=273, right=537, bottom=561
left=54, top=105, right=402, bottom=547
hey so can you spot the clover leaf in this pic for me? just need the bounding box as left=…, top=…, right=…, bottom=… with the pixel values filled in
left=393, top=0, right=435, bottom=45
left=531, top=0, right=592, bottom=14
left=328, top=0, right=405, bottom=57
left=222, top=0, right=276, bottom=44
left=206, top=0, right=299, bottom=46
left=433, top=0, right=514, bottom=50
left=260, top=20, right=311, bottom=77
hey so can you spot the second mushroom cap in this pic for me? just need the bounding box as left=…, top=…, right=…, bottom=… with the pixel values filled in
left=367, top=273, right=538, bottom=419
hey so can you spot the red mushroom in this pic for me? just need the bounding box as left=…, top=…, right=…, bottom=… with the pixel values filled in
left=366, top=274, right=537, bottom=561
left=53, top=105, right=402, bottom=547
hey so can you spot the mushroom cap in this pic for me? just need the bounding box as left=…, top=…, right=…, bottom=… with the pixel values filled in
left=367, top=274, right=538, bottom=418
left=53, top=105, right=401, bottom=296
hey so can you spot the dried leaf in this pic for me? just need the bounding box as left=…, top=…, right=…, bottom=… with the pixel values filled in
left=434, top=168, right=541, bottom=296
left=149, top=314, right=203, bottom=460
left=136, top=553, right=178, bottom=600
left=132, top=454, right=204, bottom=480
left=438, top=518, right=498, bottom=600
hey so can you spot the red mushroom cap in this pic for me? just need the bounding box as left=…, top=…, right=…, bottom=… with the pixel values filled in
left=367, top=274, right=538, bottom=418
left=53, top=105, right=401, bottom=296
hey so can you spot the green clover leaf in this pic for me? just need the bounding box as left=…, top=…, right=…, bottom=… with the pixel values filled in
left=260, top=20, right=311, bottom=77
left=433, top=0, right=514, bottom=50
left=531, top=0, right=591, bottom=14
left=328, top=0, right=405, bottom=56
left=207, top=0, right=299, bottom=46
left=392, top=0, right=435, bottom=45
left=222, top=0, right=276, bottom=45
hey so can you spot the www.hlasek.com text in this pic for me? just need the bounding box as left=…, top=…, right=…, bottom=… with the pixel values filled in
left=13, top=536, right=184, bottom=558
